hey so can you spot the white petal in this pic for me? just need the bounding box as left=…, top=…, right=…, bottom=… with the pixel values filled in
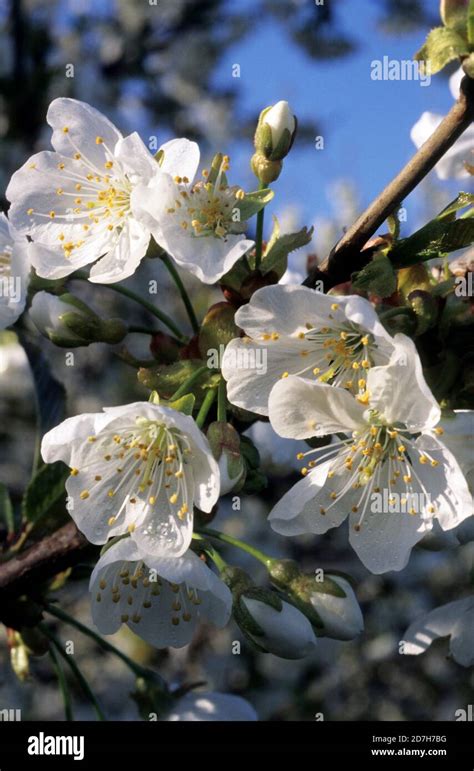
left=401, top=597, right=474, bottom=657
left=223, top=337, right=324, bottom=417
left=344, top=295, right=394, bottom=356
left=172, top=235, right=254, bottom=284
left=47, top=98, right=122, bottom=165
left=414, top=433, right=473, bottom=530
left=88, top=218, right=150, bottom=284
left=349, top=504, right=428, bottom=574
left=234, top=285, right=344, bottom=338
left=269, top=376, right=365, bottom=439
left=158, top=138, right=200, bottom=181
left=114, top=132, right=158, bottom=181
left=130, top=481, right=193, bottom=558
left=411, top=111, right=473, bottom=180
left=41, top=411, right=114, bottom=466
left=366, top=334, right=440, bottom=431
left=269, top=460, right=350, bottom=536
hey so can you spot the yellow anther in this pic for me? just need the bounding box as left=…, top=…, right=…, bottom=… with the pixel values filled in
left=331, top=303, right=339, bottom=311
left=361, top=360, right=370, bottom=369
left=271, top=332, right=280, bottom=340
left=358, top=379, right=366, bottom=389
left=62, top=126, right=69, bottom=133
left=169, top=493, right=178, bottom=504
left=403, top=475, right=412, bottom=483
left=398, top=445, right=406, bottom=453
left=70, top=468, right=79, bottom=476
left=96, top=136, right=104, bottom=144
left=104, top=161, right=113, bottom=169
left=361, top=336, right=369, bottom=346
left=352, top=362, right=360, bottom=370
left=431, top=460, right=439, bottom=467
left=108, top=516, right=116, bottom=526
left=281, top=372, right=289, bottom=379
left=301, top=468, right=308, bottom=476
left=149, top=496, right=156, bottom=505
left=128, top=523, right=136, bottom=533
left=49, top=211, right=56, bottom=218
left=434, top=427, right=444, bottom=436
left=80, top=490, right=90, bottom=500
left=296, top=453, right=305, bottom=460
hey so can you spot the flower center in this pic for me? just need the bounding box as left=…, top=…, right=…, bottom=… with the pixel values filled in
left=296, top=424, right=446, bottom=530
left=25, top=132, right=133, bottom=261
left=95, top=560, right=201, bottom=628
left=72, top=419, right=193, bottom=528
left=166, top=155, right=246, bottom=240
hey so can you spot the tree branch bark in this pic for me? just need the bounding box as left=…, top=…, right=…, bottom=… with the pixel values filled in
left=0, top=522, right=88, bottom=596
left=305, top=74, right=474, bottom=290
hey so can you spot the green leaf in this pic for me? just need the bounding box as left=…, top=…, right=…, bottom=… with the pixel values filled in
left=415, top=26, right=469, bottom=75
left=469, top=0, right=474, bottom=43
left=390, top=216, right=474, bottom=266
left=351, top=255, right=397, bottom=298
left=234, top=188, right=274, bottom=221
left=164, top=393, right=196, bottom=416
left=22, top=461, right=69, bottom=524
left=138, top=360, right=220, bottom=406
left=262, top=219, right=314, bottom=278
left=437, top=192, right=474, bottom=221
left=0, top=483, right=14, bottom=534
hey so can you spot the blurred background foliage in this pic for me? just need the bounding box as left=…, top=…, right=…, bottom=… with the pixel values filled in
left=0, top=0, right=473, bottom=722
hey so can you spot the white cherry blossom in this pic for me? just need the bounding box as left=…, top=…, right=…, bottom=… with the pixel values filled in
left=131, top=151, right=261, bottom=284
left=90, top=538, right=231, bottom=649
left=165, top=691, right=257, bottom=721
left=268, top=335, right=473, bottom=573
left=41, top=402, right=219, bottom=558
left=6, top=98, right=196, bottom=284
left=222, top=284, right=396, bottom=416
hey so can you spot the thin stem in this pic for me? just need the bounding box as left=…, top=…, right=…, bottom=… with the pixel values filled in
left=128, top=325, right=159, bottom=336
left=44, top=603, right=147, bottom=678
left=170, top=365, right=209, bottom=401
left=192, top=533, right=227, bottom=572
left=49, top=646, right=74, bottom=721
left=160, top=253, right=200, bottom=334
left=254, top=181, right=267, bottom=270
left=73, top=272, right=186, bottom=342
left=198, top=527, right=273, bottom=567
left=195, top=388, right=217, bottom=429
left=217, top=378, right=227, bottom=423
left=40, top=624, right=106, bottom=721
left=309, top=75, right=474, bottom=287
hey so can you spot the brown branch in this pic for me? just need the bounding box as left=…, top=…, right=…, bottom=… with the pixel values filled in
left=0, top=522, right=89, bottom=597
left=305, top=74, right=474, bottom=290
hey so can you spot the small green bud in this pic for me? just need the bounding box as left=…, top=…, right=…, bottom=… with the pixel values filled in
left=29, top=291, right=127, bottom=347
left=251, top=153, right=283, bottom=185
left=207, top=421, right=246, bottom=494
left=408, top=290, right=439, bottom=335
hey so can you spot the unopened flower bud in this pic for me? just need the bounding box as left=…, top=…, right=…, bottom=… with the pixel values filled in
left=269, top=560, right=363, bottom=641
left=222, top=567, right=317, bottom=659
left=30, top=291, right=127, bottom=347
left=252, top=101, right=297, bottom=185
left=239, top=593, right=317, bottom=659
left=207, top=421, right=245, bottom=495
left=307, top=574, right=364, bottom=641
left=255, top=101, right=297, bottom=162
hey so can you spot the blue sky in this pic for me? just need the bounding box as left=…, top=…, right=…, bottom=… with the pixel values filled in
left=213, top=0, right=465, bottom=234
